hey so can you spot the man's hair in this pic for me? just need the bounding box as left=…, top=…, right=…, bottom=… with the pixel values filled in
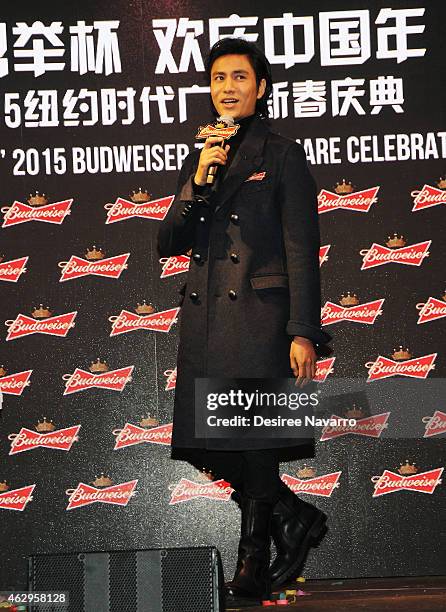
left=205, top=37, right=273, bottom=118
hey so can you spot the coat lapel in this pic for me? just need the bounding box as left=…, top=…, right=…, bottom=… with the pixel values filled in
left=213, top=114, right=270, bottom=214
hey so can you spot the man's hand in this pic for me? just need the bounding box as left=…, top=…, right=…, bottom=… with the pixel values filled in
left=194, top=137, right=230, bottom=186
left=290, top=336, right=317, bottom=387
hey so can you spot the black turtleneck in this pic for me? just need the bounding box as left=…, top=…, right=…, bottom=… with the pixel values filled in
left=193, top=113, right=256, bottom=194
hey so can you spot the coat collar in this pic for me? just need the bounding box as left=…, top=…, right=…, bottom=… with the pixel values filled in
left=213, top=113, right=270, bottom=211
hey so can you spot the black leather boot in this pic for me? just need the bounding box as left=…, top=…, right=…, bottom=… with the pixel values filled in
left=225, top=496, right=273, bottom=607
left=231, top=485, right=327, bottom=589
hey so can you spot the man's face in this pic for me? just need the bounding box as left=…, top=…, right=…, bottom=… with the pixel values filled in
left=210, top=54, right=266, bottom=120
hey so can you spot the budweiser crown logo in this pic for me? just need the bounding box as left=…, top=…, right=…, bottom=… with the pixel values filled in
left=0, top=480, right=9, bottom=492
left=344, top=404, right=364, bottom=418
left=140, top=414, right=159, bottom=427
left=36, top=417, right=56, bottom=432
left=90, top=358, right=109, bottom=373
left=135, top=301, right=155, bottom=315
left=386, top=233, right=406, bottom=248
left=91, top=473, right=113, bottom=487
left=296, top=465, right=316, bottom=479
left=198, top=468, right=215, bottom=481
left=130, top=188, right=151, bottom=203
left=334, top=179, right=354, bottom=195
left=27, top=191, right=49, bottom=207
left=0, top=365, right=6, bottom=377
left=339, top=292, right=359, bottom=306
left=32, top=304, right=52, bottom=319
left=85, top=245, right=105, bottom=260
left=392, top=345, right=412, bottom=360
left=442, top=290, right=446, bottom=302
left=436, top=177, right=446, bottom=190
left=398, top=460, right=418, bottom=475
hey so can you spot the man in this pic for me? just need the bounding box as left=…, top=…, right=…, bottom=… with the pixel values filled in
left=157, top=38, right=332, bottom=606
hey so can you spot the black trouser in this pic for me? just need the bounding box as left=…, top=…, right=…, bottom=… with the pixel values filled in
left=185, top=448, right=283, bottom=504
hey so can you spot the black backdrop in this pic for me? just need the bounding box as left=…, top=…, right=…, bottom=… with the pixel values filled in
left=0, top=0, right=445, bottom=589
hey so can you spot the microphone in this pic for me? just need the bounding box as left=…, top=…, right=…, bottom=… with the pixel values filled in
left=206, top=114, right=236, bottom=185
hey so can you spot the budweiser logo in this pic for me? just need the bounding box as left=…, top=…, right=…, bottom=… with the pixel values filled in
left=318, top=187, right=379, bottom=214
left=1, top=199, right=72, bottom=228
left=159, top=255, right=190, bottom=278
left=423, top=411, right=446, bottom=437
left=0, top=256, right=28, bottom=282
left=9, top=425, right=80, bottom=455
left=109, top=308, right=179, bottom=336
left=63, top=365, right=134, bottom=395
left=281, top=472, right=341, bottom=497
left=320, top=412, right=390, bottom=441
left=416, top=297, right=446, bottom=324
left=245, top=171, right=266, bottom=182
left=371, top=467, right=443, bottom=497
left=366, top=353, right=436, bottom=382
left=319, top=245, right=330, bottom=267
left=169, top=478, right=233, bottom=505
left=66, top=480, right=138, bottom=510
left=0, top=370, right=32, bottom=396
left=314, top=357, right=335, bottom=382
left=0, top=485, right=35, bottom=511
left=321, top=299, right=384, bottom=325
left=196, top=123, right=239, bottom=139
left=411, top=185, right=446, bottom=211
left=104, top=195, right=174, bottom=224
left=5, top=312, right=77, bottom=341
left=59, top=253, right=129, bottom=281
left=113, top=422, right=172, bottom=449
left=164, top=367, right=177, bottom=390
left=360, top=240, right=430, bottom=269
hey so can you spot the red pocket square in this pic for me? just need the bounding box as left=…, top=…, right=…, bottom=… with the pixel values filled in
left=245, top=171, right=266, bottom=182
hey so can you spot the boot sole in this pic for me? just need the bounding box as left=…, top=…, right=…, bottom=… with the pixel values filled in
left=270, top=513, right=327, bottom=589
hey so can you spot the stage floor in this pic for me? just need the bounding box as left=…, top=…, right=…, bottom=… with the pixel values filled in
left=226, top=575, right=446, bottom=611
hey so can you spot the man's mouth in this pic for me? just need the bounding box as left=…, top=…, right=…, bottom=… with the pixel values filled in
left=222, top=99, right=238, bottom=105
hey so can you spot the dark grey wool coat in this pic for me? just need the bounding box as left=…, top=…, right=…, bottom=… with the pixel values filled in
left=157, top=113, right=332, bottom=451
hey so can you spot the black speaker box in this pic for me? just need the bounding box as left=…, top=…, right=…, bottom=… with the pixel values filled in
left=28, top=546, right=225, bottom=611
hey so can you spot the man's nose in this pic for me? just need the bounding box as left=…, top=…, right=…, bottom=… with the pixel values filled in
left=223, top=79, right=236, bottom=92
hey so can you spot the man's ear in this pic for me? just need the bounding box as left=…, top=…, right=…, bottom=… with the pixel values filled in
left=257, top=78, right=267, bottom=99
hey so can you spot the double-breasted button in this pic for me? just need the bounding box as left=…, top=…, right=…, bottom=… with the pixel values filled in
left=230, top=253, right=240, bottom=263
left=190, top=292, right=199, bottom=301
left=181, top=203, right=193, bottom=217
left=192, top=253, right=203, bottom=264
left=230, top=213, right=239, bottom=224
left=228, top=290, right=237, bottom=300
left=199, top=216, right=206, bottom=223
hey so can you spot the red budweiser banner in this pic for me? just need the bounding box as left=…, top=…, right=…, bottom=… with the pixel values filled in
left=66, top=480, right=138, bottom=510
left=366, top=353, right=436, bottom=381
left=423, top=411, right=446, bottom=437
left=371, top=467, right=443, bottom=497
left=1, top=199, right=73, bottom=227
left=104, top=195, right=174, bottom=223
left=63, top=365, right=134, bottom=395
left=159, top=255, right=190, bottom=278
left=360, top=240, right=431, bottom=269
left=416, top=297, right=446, bottom=324
left=5, top=312, right=77, bottom=341
left=319, top=245, right=330, bottom=267
left=169, top=478, right=233, bottom=505
left=411, top=184, right=446, bottom=211
left=109, top=308, right=179, bottom=336
left=59, top=253, right=129, bottom=281
left=164, top=367, right=176, bottom=390
left=0, top=485, right=35, bottom=511
left=113, top=423, right=172, bottom=449
left=8, top=425, right=81, bottom=455
left=281, top=472, right=342, bottom=497
left=320, top=412, right=390, bottom=441
left=321, top=299, right=384, bottom=325
left=0, top=257, right=28, bottom=282
left=0, top=370, right=32, bottom=396
left=314, top=357, right=335, bottom=382
left=318, top=186, right=379, bottom=214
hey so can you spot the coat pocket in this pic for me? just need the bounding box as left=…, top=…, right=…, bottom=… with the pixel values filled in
left=249, top=273, right=289, bottom=291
